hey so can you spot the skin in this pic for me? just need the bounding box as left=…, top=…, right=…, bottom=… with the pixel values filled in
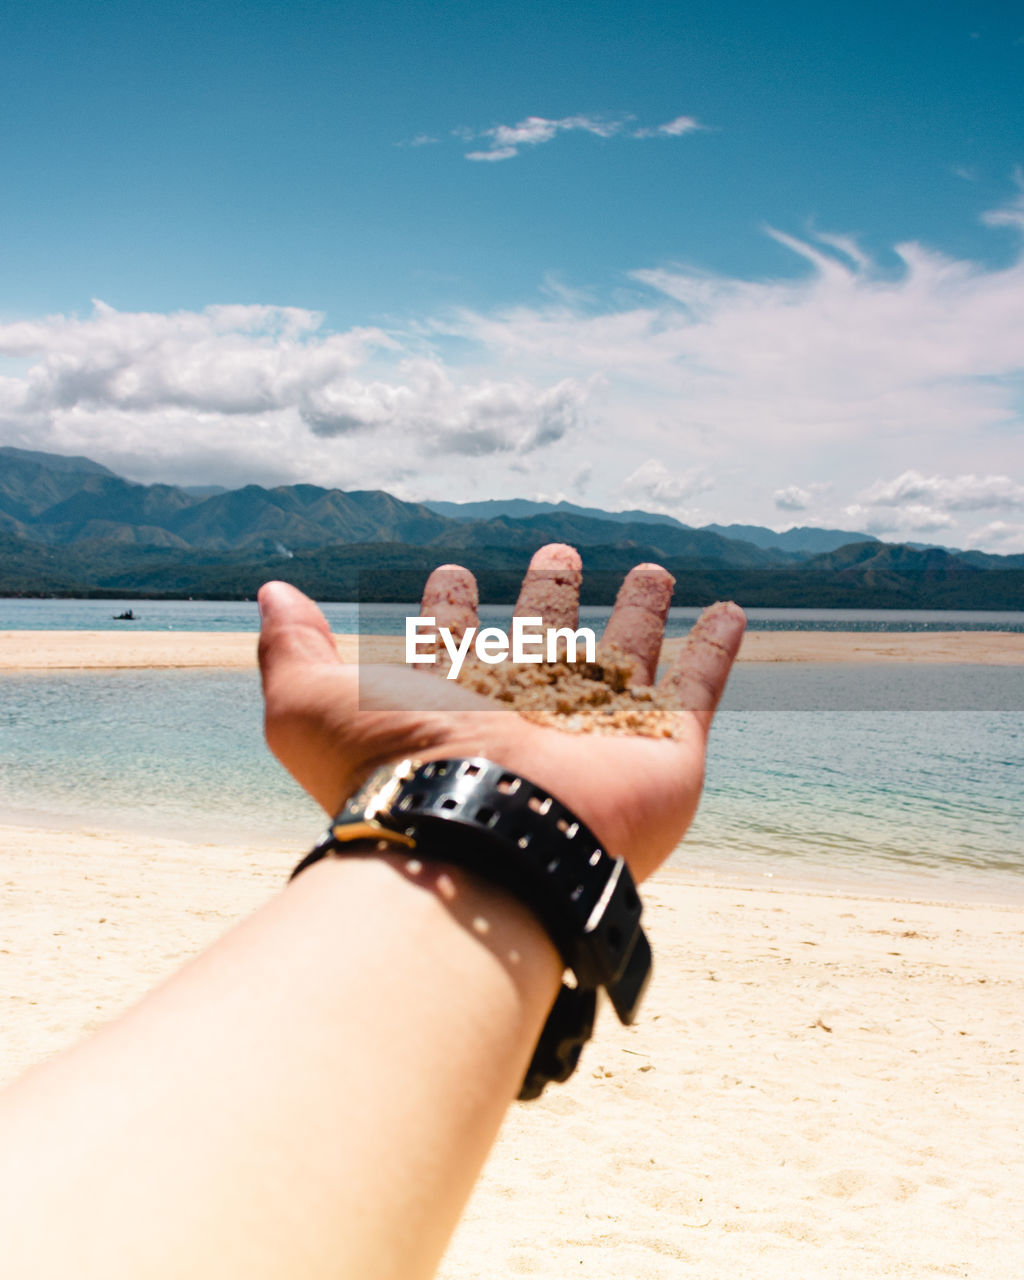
left=600, top=560, right=677, bottom=682
left=0, top=545, right=744, bottom=1280
left=510, top=543, right=582, bottom=629
left=262, top=544, right=746, bottom=883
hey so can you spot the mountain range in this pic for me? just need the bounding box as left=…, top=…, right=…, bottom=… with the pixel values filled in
left=423, top=496, right=882, bottom=556
left=1, top=446, right=1021, bottom=607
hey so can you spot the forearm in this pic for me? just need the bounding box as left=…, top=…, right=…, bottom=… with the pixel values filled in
left=0, top=853, right=562, bottom=1280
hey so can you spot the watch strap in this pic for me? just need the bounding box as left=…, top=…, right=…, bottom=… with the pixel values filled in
left=293, top=757, right=653, bottom=1098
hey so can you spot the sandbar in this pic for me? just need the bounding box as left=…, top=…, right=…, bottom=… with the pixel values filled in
left=1, top=628, right=1021, bottom=670
left=1, top=821, right=1021, bottom=1277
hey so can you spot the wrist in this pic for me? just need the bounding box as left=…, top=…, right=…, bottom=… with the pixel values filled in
left=288, top=849, right=564, bottom=1078
left=293, top=756, right=652, bottom=1097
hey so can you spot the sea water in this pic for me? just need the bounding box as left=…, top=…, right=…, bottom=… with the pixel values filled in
left=2, top=661, right=1021, bottom=902
left=2, top=598, right=1024, bottom=635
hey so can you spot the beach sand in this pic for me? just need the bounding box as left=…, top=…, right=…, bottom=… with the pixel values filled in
left=1, top=822, right=1021, bottom=1278
left=2, top=627, right=1023, bottom=1273
left=2, top=628, right=1023, bottom=669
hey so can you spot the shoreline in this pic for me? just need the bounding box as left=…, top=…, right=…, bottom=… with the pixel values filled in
left=2, top=820, right=1021, bottom=1276
left=3, top=807, right=1020, bottom=910
left=2, top=627, right=1023, bottom=669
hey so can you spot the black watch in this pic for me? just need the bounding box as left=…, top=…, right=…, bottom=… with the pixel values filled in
left=291, top=757, right=653, bottom=1100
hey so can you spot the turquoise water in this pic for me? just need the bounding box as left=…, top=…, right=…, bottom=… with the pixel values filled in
left=2, top=666, right=1020, bottom=902
left=0, top=669, right=316, bottom=835
left=3, top=598, right=1024, bottom=635
left=689, top=703, right=1021, bottom=896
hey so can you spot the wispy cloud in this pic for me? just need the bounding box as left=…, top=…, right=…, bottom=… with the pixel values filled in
left=460, top=112, right=704, bottom=161
left=622, top=459, right=713, bottom=514
left=844, top=502, right=958, bottom=537
left=964, top=519, right=1024, bottom=549
left=862, top=470, right=1024, bottom=511
left=632, top=115, right=703, bottom=139
left=3, top=195, right=1024, bottom=551
left=424, top=196, right=1024, bottom=549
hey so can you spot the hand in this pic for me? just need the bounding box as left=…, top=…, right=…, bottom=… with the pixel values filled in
left=257, top=545, right=744, bottom=884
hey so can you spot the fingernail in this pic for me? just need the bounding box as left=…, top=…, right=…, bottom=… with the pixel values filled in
left=695, top=601, right=747, bottom=645
left=257, top=581, right=283, bottom=622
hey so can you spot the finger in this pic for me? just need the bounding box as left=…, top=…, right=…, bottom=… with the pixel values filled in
left=658, top=601, right=746, bottom=731
left=257, top=580, right=340, bottom=696
left=420, top=563, right=479, bottom=659
left=513, top=543, right=582, bottom=630
left=599, top=563, right=675, bottom=686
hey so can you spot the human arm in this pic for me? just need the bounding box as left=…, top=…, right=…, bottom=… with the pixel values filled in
left=0, top=546, right=743, bottom=1279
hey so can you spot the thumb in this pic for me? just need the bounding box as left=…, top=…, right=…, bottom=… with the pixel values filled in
left=257, top=581, right=340, bottom=692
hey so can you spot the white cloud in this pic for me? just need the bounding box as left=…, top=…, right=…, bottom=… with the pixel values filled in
left=981, top=172, right=1024, bottom=231
left=3, top=196, right=1024, bottom=553
left=964, top=521, right=1024, bottom=553
left=847, top=470, right=1024, bottom=547
left=622, top=459, right=713, bottom=514
left=489, top=116, right=571, bottom=146
left=465, top=114, right=611, bottom=161
left=861, top=470, right=1024, bottom=511
left=0, top=302, right=587, bottom=488
left=633, top=115, right=703, bottom=139
left=858, top=504, right=958, bottom=536
left=774, top=482, right=834, bottom=515
left=774, top=485, right=812, bottom=511
left=465, top=146, right=519, bottom=163
left=462, top=112, right=703, bottom=161
left=806, top=229, right=871, bottom=271
left=395, top=133, right=441, bottom=149
left=419, top=204, right=1024, bottom=551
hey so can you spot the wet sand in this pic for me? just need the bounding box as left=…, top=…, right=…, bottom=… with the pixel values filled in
left=1, top=628, right=1022, bottom=669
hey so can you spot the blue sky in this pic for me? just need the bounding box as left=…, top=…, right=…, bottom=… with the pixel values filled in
left=2, top=0, right=1023, bottom=550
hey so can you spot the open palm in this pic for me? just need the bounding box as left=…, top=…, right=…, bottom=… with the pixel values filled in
left=258, top=545, right=745, bottom=884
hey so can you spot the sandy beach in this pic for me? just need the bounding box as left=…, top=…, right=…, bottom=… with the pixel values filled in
left=2, top=627, right=1023, bottom=669
left=3, top=626, right=1023, bottom=1274
left=1, top=822, right=1021, bottom=1277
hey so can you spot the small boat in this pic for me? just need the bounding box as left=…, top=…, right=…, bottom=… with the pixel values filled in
left=113, top=609, right=136, bottom=621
